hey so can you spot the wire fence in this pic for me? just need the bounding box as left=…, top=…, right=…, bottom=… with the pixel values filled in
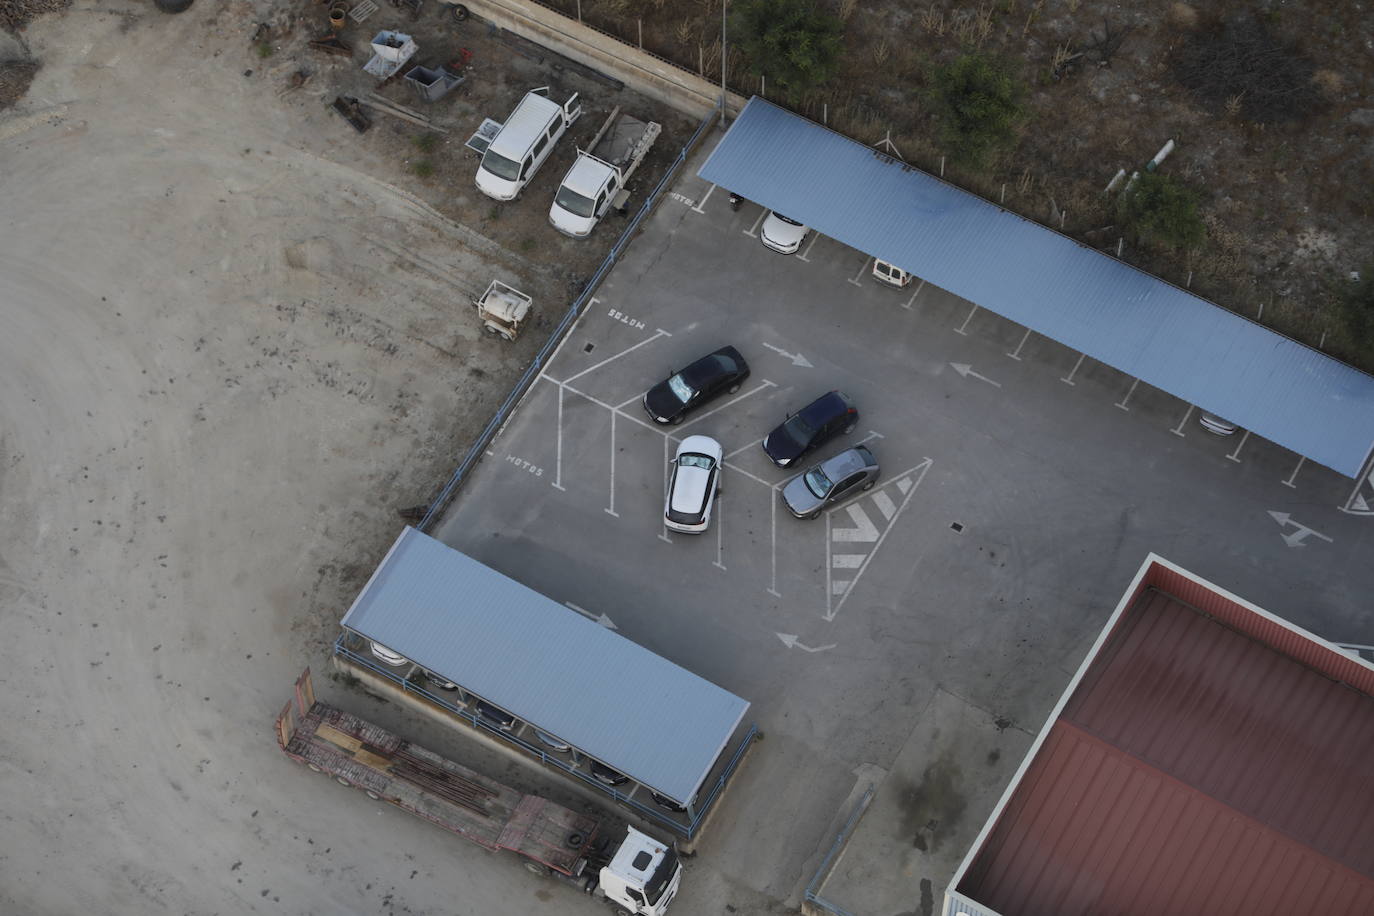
left=417, top=103, right=721, bottom=531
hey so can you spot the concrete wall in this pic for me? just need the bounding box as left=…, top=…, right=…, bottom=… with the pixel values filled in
left=465, top=0, right=748, bottom=119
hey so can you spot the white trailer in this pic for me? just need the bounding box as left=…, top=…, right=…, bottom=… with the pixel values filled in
left=550, top=107, right=661, bottom=237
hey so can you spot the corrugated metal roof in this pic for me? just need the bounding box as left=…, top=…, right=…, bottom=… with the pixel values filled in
left=956, top=588, right=1374, bottom=916
left=698, top=97, right=1374, bottom=478
left=339, top=528, right=750, bottom=804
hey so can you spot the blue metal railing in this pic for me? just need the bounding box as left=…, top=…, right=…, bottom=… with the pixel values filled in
left=803, top=784, right=877, bottom=916
left=333, top=633, right=752, bottom=838
left=418, top=105, right=722, bottom=532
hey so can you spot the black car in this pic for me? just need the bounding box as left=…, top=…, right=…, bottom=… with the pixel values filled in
left=643, top=346, right=750, bottom=424
left=474, top=701, right=517, bottom=731
left=762, top=390, right=858, bottom=467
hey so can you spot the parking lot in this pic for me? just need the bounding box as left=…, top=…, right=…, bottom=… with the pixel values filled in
left=433, top=134, right=1374, bottom=913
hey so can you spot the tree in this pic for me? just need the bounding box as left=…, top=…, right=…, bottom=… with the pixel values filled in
left=927, top=53, right=1026, bottom=169
left=1116, top=172, right=1207, bottom=251
left=730, top=0, right=844, bottom=103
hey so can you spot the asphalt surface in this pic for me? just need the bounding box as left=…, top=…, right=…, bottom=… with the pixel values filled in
left=432, top=134, right=1374, bottom=914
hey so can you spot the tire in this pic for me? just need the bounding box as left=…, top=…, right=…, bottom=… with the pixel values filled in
left=807, top=509, right=821, bottom=520
left=727, top=382, right=741, bottom=394
left=154, top=0, right=194, bottom=11
left=307, top=763, right=322, bottom=772
left=365, top=790, right=381, bottom=800
left=497, top=328, right=513, bottom=341
left=862, top=479, right=875, bottom=491
left=844, top=423, right=856, bottom=435
left=670, top=414, right=683, bottom=425
left=450, top=3, right=470, bottom=21
left=335, top=776, right=351, bottom=787
left=523, top=860, right=550, bottom=878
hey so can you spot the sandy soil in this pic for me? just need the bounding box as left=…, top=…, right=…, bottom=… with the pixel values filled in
left=0, top=2, right=701, bottom=913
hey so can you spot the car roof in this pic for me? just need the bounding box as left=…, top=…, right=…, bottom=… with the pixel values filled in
left=489, top=91, right=562, bottom=159
left=822, top=445, right=874, bottom=477
left=798, top=390, right=852, bottom=424
left=561, top=154, right=609, bottom=197
left=682, top=346, right=742, bottom=382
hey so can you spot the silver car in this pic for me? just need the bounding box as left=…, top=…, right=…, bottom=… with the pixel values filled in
left=781, top=445, right=880, bottom=519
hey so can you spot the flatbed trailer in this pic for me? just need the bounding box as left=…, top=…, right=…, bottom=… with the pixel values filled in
left=276, top=670, right=681, bottom=913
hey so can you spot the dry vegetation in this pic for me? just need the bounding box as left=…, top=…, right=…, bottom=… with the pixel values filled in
left=540, top=0, right=1374, bottom=368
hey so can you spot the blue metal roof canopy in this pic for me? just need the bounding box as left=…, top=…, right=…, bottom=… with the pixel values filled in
left=700, top=97, right=1374, bottom=478
left=340, top=527, right=750, bottom=804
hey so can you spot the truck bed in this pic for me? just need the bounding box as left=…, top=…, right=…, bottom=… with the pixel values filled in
left=283, top=701, right=600, bottom=873
left=591, top=113, right=660, bottom=171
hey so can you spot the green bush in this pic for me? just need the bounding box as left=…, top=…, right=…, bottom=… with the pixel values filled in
left=927, top=52, right=1026, bottom=169
left=1116, top=171, right=1207, bottom=251
left=730, top=0, right=844, bottom=103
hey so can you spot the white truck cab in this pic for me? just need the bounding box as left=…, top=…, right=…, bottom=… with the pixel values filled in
left=475, top=88, right=582, bottom=201
left=597, top=827, right=682, bottom=916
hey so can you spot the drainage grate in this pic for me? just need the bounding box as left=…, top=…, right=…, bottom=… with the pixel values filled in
left=583, top=342, right=595, bottom=353
left=349, top=0, right=379, bottom=23
left=950, top=522, right=964, bottom=532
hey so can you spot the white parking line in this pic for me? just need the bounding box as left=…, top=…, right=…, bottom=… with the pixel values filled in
left=552, top=383, right=566, bottom=490
left=744, top=209, right=766, bottom=238
left=767, top=493, right=781, bottom=598
left=902, top=279, right=925, bottom=311
left=726, top=438, right=764, bottom=460
left=693, top=184, right=717, bottom=214
left=605, top=410, right=619, bottom=517
left=1061, top=353, right=1086, bottom=385
left=1115, top=378, right=1140, bottom=411
left=797, top=232, right=820, bottom=262
left=677, top=379, right=777, bottom=431
left=848, top=259, right=870, bottom=288
left=871, top=490, right=897, bottom=520
left=1006, top=328, right=1032, bottom=361
left=954, top=304, right=979, bottom=335
left=1226, top=430, right=1250, bottom=463
left=659, top=438, right=672, bottom=542
left=561, top=382, right=663, bottom=436
left=559, top=328, right=671, bottom=386
left=1170, top=404, right=1195, bottom=437
left=714, top=491, right=726, bottom=571
left=1282, top=456, right=1305, bottom=489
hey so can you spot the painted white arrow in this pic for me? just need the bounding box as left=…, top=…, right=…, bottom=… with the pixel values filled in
left=762, top=342, right=814, bottom=368
left=565, top=602, right=618, bottom=630
left=777, top=633, right=836, bottom=653
left=950, top=363, right=1002, bottom=388
left=1266, top=510, right=1333, bottom=548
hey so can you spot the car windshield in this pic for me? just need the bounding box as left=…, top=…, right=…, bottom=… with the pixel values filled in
left=772, top=213, right=803, bottom=226
left=679, top=453, right=716, bottom=470
left=644, top=846, right=680, bottom=906
left=666, top=373, right=694, bottom=403
left=781, top=413, right=815, bottom=445
left=554, top=185, right=596, bottom=217
left=479, top=149, right=522, bottom=181
left=804, top=465, right=834, bottom=499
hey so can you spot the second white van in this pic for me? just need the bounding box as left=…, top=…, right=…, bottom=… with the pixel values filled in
left=475, top=87, right=582, bottom=201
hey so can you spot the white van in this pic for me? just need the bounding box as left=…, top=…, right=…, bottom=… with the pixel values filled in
left=873, top=259, right=913, bottom=288
left=475, top=88, right=582, bottom=201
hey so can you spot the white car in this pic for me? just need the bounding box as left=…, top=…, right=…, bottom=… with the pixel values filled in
left=760, top=211, right=809, bottom=254
left=664, top=435, right=723, bottom=533
left=370, top=641, right=408, bottom=667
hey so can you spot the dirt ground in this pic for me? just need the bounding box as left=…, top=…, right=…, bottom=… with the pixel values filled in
left=0, top=2, right=709, bottom=914
left=550, top=0, right=1374, bottom=366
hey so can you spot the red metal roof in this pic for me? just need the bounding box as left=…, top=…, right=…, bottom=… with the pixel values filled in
left=957, top=586, right=1374, bottom=916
